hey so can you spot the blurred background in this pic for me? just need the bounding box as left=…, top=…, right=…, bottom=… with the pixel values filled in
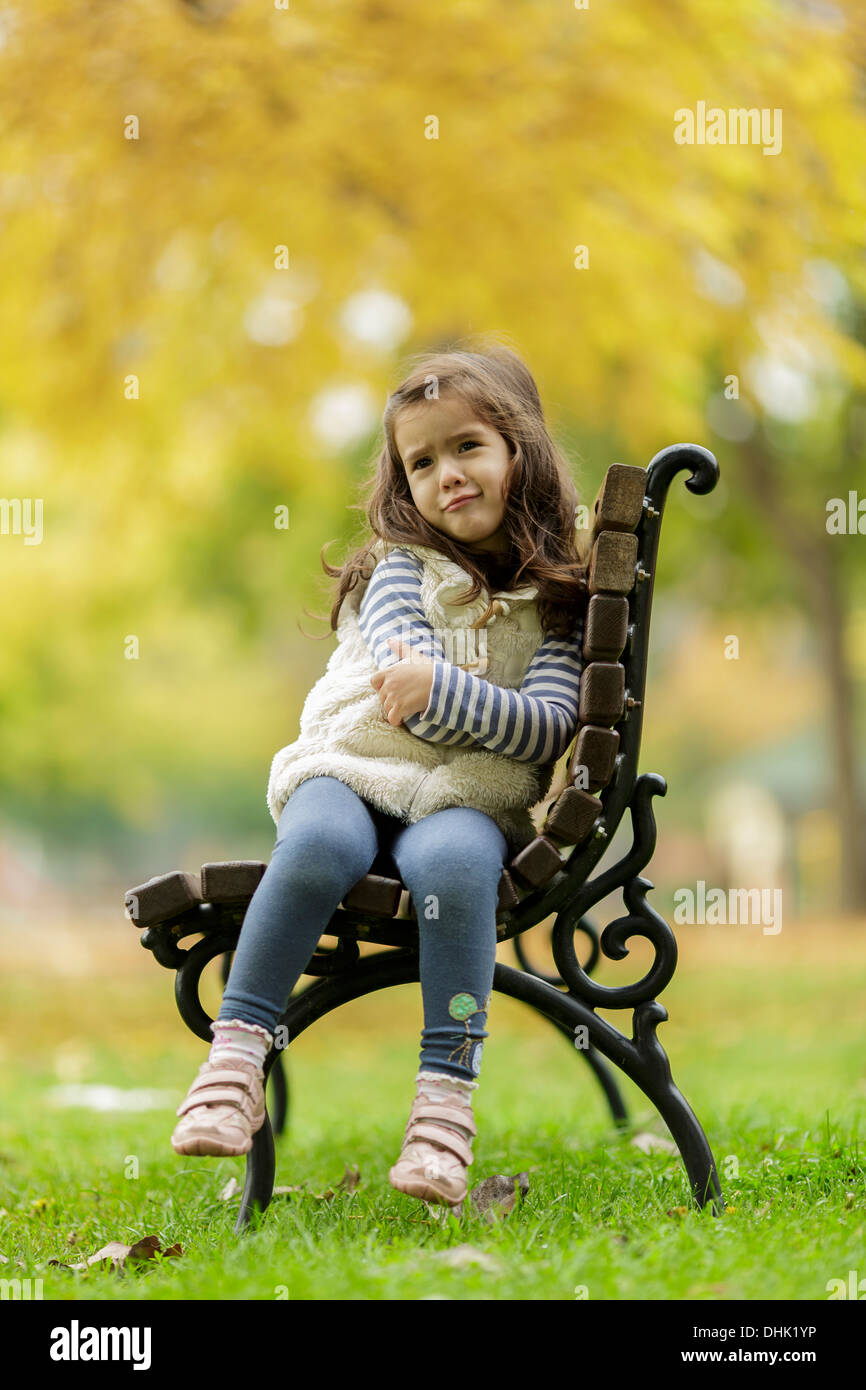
left=0, top=2, right=864, bottom=1105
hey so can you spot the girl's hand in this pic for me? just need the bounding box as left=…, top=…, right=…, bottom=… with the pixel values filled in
left=370, top=636, right=436, bottom=726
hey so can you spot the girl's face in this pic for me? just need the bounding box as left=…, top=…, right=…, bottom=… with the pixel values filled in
left=393, top=394, right=513, bottom=553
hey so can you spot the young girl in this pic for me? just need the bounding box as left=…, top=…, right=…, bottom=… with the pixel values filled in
left=171, top=344, right=587, bottom=1209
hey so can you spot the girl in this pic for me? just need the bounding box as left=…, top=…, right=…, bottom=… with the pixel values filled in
left=171, top=344, right=587, bottom=1210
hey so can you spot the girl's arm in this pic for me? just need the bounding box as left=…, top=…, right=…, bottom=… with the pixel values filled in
left=359, top=548, right=583, bottom=762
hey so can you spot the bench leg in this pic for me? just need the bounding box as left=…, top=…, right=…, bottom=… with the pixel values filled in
left=235, top=1109, right=276, bottom=1234
left=267, top=1053, right=289, bottom=1138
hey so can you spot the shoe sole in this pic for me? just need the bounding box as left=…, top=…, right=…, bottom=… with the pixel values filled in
left=171, top=1113, right=265, bottom=1158
left=388, top=1168, right=465, bottom=1208
left=171, top=1133, right=254, bottom=1157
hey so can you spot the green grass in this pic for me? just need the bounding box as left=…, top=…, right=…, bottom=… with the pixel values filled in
left=1, top=918, right=864, bottom=1300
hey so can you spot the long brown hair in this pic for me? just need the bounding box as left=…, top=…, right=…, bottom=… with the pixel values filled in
left=311, top=341, right=587, bottom=639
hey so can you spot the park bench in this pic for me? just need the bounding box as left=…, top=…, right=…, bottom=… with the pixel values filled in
left=125, top=442, right=725, bottom=1233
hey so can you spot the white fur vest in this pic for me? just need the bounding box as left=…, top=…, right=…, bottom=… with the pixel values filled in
left=266, top=538, right=557, bottom=854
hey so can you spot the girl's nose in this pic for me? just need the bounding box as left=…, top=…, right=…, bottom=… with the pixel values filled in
left=440, top=457, right=468, bottom=485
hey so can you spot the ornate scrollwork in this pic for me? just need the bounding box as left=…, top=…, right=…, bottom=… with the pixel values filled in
left=646, top=442, right=719, bottom=505
left=511, top=914, right=600, bottom=987
left=550, top=773, right=677, bottom=1008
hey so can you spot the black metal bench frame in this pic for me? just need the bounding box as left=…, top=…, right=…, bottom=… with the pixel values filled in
left=127, top=443, right=725, bottom=1233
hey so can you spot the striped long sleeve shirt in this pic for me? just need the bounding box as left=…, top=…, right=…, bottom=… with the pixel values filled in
left=358, top=547, right=584, bottom=764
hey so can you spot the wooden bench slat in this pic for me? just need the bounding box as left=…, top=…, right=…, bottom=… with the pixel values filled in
left=343, top=874, right=403, bottom=916
left=125, top=871, right=202, bottom=928
left=587, top=531, right=638, bottom=596
left=592, top=462, right=647, bottom=533
left=509, top=835, right=563, bottom=889
left=578, top=662, right=626, bottom=726
left=496, top=869, right=521, bottom=912
left=577, top=463, right=647, bottom=561
left=544, top=785, right=603, bottom=844
left=200, top=861, right=267, bottom=903
left=583, top=593, right=629, bottom=662
left=568, top=725, right=621, bottom=793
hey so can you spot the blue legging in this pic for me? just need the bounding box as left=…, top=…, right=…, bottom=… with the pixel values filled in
left=217, top=775, right=508, bottom=1081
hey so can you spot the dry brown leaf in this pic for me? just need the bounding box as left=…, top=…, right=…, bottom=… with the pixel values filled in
left=49, top=1235, right=183, bottom=1273
left=468, top=1173, right=529, bottom=1222
left=666, top=1206, right=690, bottom=1218
left=335, top=1163, right=361, bottom=1193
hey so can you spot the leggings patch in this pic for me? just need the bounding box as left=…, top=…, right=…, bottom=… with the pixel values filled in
left=447, top=992, right=490, bottom=1071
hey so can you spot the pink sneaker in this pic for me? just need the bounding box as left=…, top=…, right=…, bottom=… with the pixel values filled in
left=389, top=1087, right=477, bottom=1208
left=171, top=1057, right=266, bottom=1157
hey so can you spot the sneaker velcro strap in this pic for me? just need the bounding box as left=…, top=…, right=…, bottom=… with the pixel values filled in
left=408, top=1101, right=477, bottom=1137
left=405, top=1122, right=474, bottom=1167
left=192, top=1067, right=258, bottom=1092
left=176, top=1086, right=257, bottom=1119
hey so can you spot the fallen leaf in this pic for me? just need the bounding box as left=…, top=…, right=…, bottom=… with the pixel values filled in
left=335, top=1164, right=361, bottom=1194
left=666, top=1206, right=690, bottom=1218
left=219, top=1177, right=240, bottom=1201
left=49, top=1235, right=183, bottom=1273
left=469, top=1173, right=529, bottom=1222
left=631, top=1132, right=678, bottom=1155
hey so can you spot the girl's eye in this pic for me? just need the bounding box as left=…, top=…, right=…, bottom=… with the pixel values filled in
left=413, top=441, right=478, bottom=470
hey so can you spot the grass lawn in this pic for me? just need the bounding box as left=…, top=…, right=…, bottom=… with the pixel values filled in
left=0, top=912, right=864, bottom=1301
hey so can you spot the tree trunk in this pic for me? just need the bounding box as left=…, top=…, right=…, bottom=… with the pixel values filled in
left=737, top=439, right=866, bottom=913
